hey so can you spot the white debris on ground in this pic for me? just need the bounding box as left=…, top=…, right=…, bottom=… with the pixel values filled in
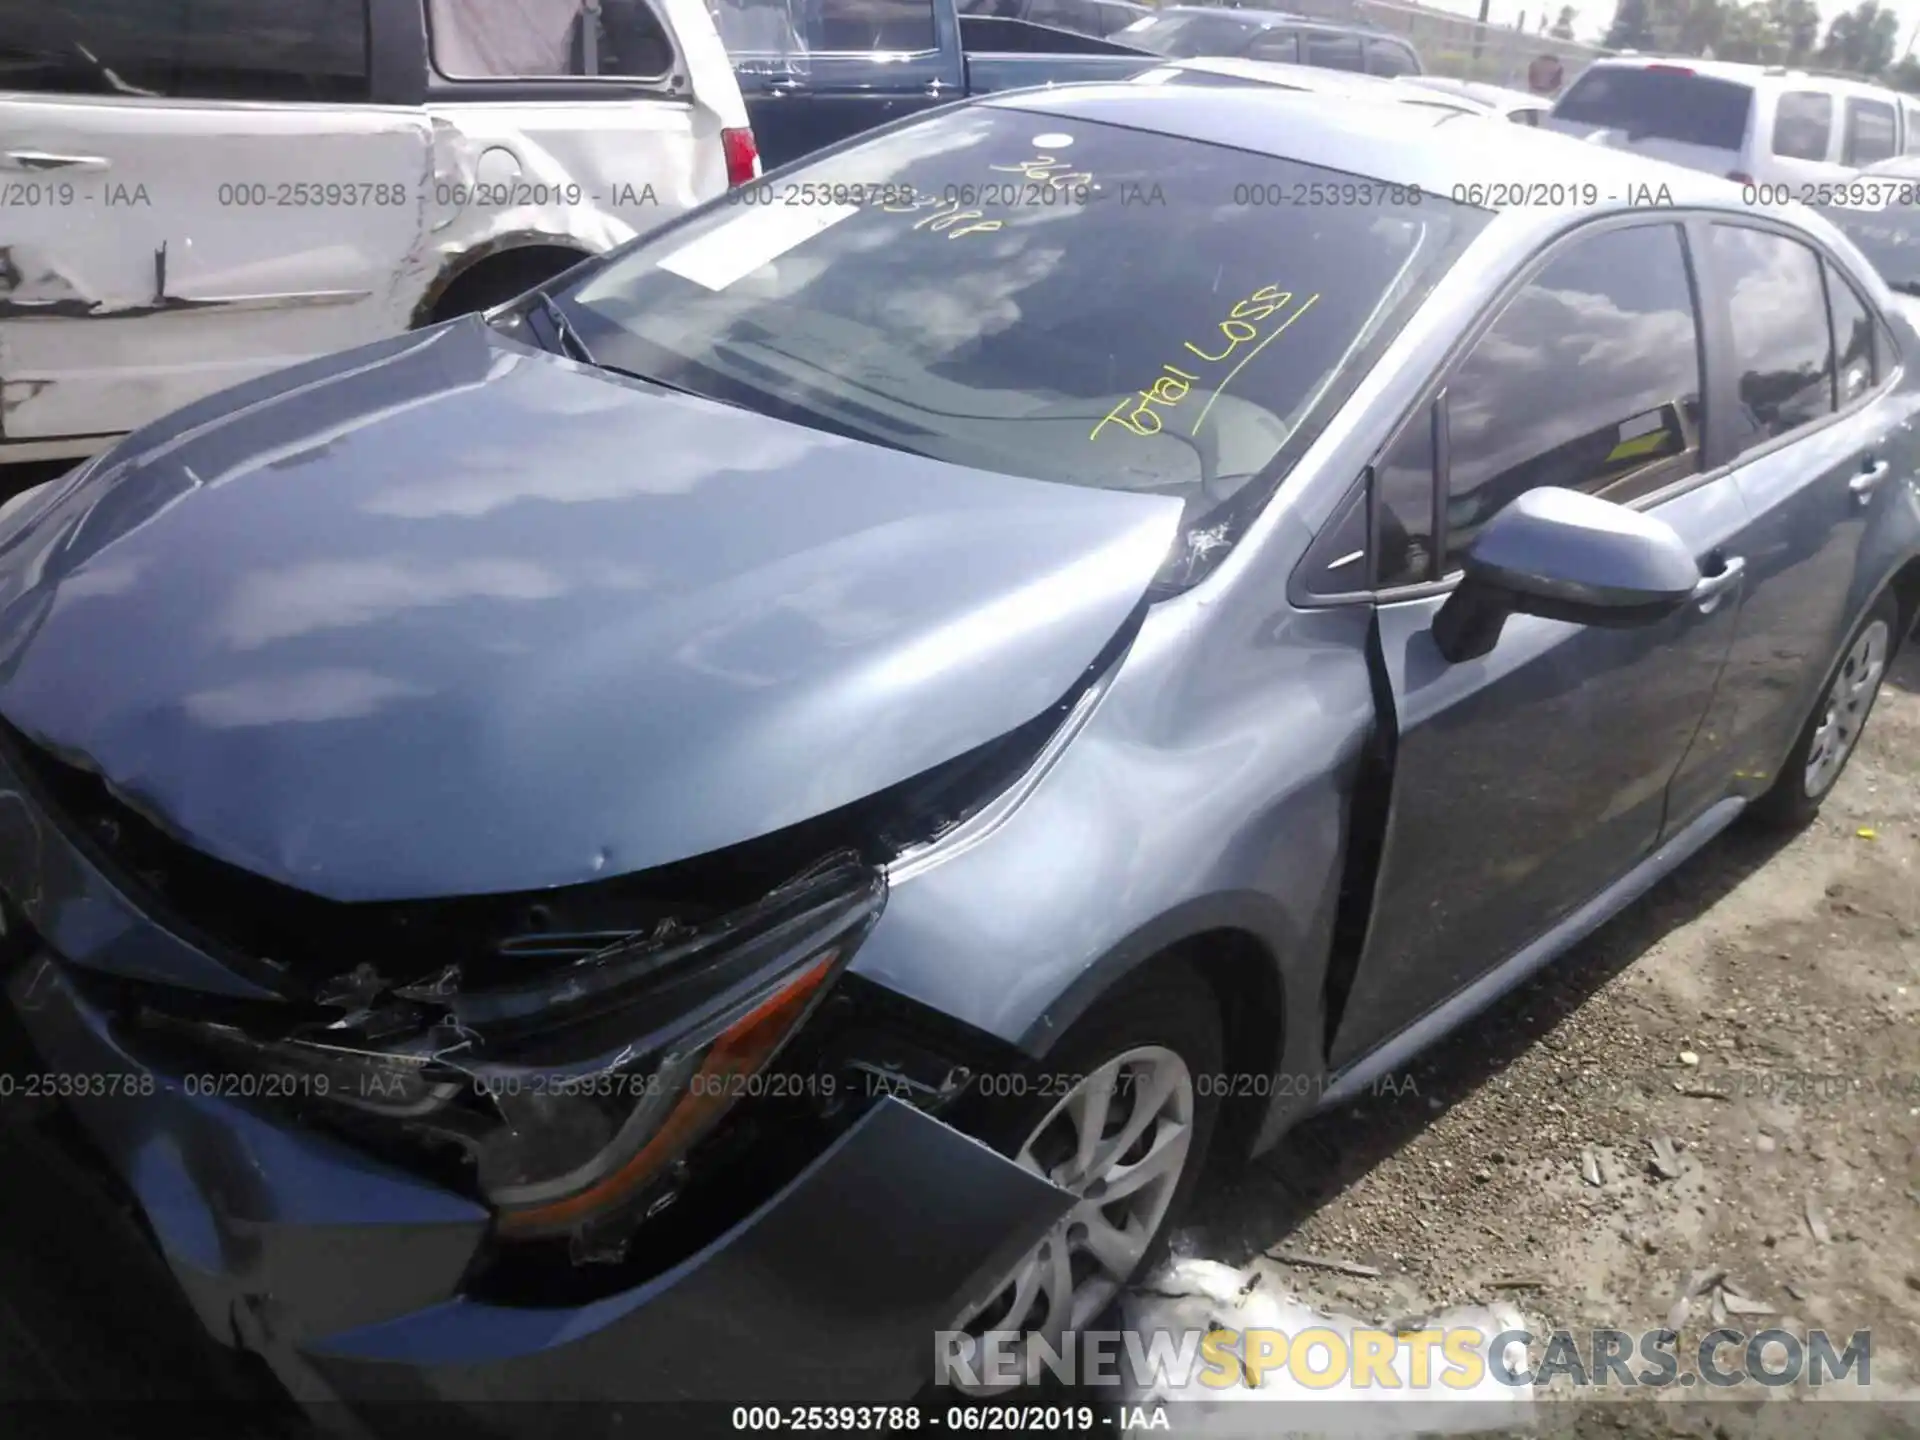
left=1119, top=1258, right=1536, bottom=1437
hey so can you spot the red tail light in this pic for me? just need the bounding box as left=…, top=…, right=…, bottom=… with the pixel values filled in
left=722, top=127, right=760, bottom=187
left=1646, top=63, right=1695, bottom=75
left=1727, top=170, right=1755, bottom=184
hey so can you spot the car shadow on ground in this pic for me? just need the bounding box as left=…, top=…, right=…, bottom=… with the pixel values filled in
left=1181, top=808, right=1803, bottom=1264
left=1890, top=632, right=1920, bottom=695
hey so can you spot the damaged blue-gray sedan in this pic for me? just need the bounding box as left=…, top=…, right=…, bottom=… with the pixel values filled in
left=1, top=86, right=1917, bottom=1425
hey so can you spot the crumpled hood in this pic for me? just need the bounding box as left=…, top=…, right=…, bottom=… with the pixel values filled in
left=0, top=319, right=1180, bottom=902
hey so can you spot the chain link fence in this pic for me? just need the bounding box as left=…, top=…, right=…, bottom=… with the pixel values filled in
left=1349, top=0, right=1616, bottom=90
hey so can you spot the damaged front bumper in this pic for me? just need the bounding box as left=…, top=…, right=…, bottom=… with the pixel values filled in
left=10, top=961, right=1071, bottom=1418
left=0, top=753, right=1074, bottom=1425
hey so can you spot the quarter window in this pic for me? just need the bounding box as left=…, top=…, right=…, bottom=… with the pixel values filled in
left=1708, top=225, right=1835, bottom=455
left=1844, top=97, right=1899, bottom=166
left=0, top=0, right=371, bottom=101
left=1772, top=91, right=1833, bottom=161
left=1441, top=223, right=1704, bottom=570
left=1826, top=266, right=1877, bottom=406
left=429, top=0, right=676, bottom=79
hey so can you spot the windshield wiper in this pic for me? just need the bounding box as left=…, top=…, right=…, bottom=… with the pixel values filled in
left=533, top=291, right=597, bottom=365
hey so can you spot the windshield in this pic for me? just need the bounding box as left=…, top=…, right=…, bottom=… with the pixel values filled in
left=561, top=105, right=1487, bottom=517
left=1552, top=66, right=1753, bottom=149
left=1117, top=11, right=1262, bottom=56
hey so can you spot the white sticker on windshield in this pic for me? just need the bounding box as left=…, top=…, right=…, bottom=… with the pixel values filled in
left=1032, top=132, right=1075, bottom=147
left=655, top=202, right=861, bottom=291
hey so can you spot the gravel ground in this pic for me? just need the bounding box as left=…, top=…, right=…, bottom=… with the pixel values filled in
left=1177, top=638, right=1920, bottom=1435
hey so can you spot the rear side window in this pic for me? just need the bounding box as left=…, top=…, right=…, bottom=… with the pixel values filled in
left=1845, top=98, right=1899, bottom=167
left=1304, top=32, right=1366, bottom=71
left=1553, top=66, right=1753, bottom=149
left=1827, top=268, right=1877, bottom=405
left=1363, top=39, right=1418, bottom=77
left=1442, top=223, right=1705, bottom=568
left=1244, top=29, right=1299, bottom=62
left=1772, top=91, right=1832, bottom=161
left=429, top=0, right=676, bottom=78
left=0, top=0, right=370, bottom=101
left=1906, top=100, right=1920, bottom=154
left=1709, top=225, right=1835, bottom=454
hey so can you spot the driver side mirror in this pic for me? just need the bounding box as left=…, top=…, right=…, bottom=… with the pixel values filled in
left=1431, top=486, right=1701, bottom=664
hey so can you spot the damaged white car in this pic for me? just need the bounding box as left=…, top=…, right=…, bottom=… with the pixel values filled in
left=0, top=0, right=757, bottom=464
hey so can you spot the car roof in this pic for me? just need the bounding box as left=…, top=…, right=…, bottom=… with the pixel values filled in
left=1151, top=5, right=1382, bottom=33
left=1400, top=74, right=1547, bottom=109
left=1141, top=56, right=1455, bottom=102
left=989, top=82, right=1741, bottom=215
left=1582, top=55, right=1902, bottom=99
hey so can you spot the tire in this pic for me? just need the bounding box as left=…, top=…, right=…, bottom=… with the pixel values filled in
left=1748, top=589, right=1899, bottom=830
left=942, top=962, right=1224, bottom=1394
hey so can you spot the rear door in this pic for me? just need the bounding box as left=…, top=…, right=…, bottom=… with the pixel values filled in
left=719, top=0, right=962, bottom=169
left=1330, top=220, right=1747, bottom=1069
left=1546, top=63, right=1753, bottom=180
left=0, top=0, right=427, bottom=446
left=1682, top=221, right=1909, bottom=804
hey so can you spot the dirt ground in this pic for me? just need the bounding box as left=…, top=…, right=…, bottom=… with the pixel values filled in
left=1177, top=638, right=1920, bottom=1436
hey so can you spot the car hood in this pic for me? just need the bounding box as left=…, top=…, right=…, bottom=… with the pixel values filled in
left=0, top=319, right=1181, bottom=902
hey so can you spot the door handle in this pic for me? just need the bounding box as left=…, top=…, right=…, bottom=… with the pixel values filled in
left=3, top=149, right=108, bottom=172
left=1849, top=460, right=1891, bottom=502
left=1691, top=555, right=1746, bottom=614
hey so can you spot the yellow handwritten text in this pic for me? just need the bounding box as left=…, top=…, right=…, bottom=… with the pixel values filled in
left=987, top=152, right=1095, bottom=189
left=1092, top=285, right=1323, bottom=442
left=878, top=194, right=1005, bottom=239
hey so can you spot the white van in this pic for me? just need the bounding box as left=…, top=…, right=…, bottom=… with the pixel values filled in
left=1544, top=57, right=1918, bottom=188
left=0, top=0, right=757, bottom=464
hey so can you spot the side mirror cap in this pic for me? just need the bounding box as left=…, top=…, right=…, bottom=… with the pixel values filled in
left=1433, top=486, right=1701, bottom=663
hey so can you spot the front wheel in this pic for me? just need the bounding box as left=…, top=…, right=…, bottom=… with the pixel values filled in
left=945, top=964, right=1223, bottom=1394
left=1749, top=590, right=1898, bottom=829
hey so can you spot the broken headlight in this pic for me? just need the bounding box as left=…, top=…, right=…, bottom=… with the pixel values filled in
left=143, top=856, right=885, bottom=1262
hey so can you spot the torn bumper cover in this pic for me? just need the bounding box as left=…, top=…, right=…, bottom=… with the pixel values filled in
left=0, top=763, right=1073, bottom=1419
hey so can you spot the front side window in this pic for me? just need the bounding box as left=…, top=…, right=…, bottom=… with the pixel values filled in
left=1375, top=402, right=1438, bottom=588
left=1708, top=225, right=1835, bottom=455
left=1303, top=32, right=1365, bottom=71
left=1363, top=39, right=1418, bottom=77
left=564, top=107, right=1489, bottom=526
left=1244, top=29, right=1300, bottom=62
left=429, top=0, right=676, bottom=79
left=0, top=0, right=370, bottom=101
left=1772, top=91, right=1833, bottom=161
left=1844, top=98, right=1898, bottom=167
left=1442, top=223, right=1704, bottom=569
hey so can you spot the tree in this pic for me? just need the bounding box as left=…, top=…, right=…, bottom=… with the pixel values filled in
left=1889, top=53, right=1920, bottom=91
left=1819, top=0, right=1900, bottom=74
left=1768, top=0, right=1820, bottom=60
left=1551, top=4, right=1578, bottom=37
left=1605, top=0, right=1657, bottom=48
left=1715, top=0, right=1786, bottom=60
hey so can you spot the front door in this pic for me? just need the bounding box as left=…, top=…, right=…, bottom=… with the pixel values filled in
left=1330, top=220, right=1747, bottom=1070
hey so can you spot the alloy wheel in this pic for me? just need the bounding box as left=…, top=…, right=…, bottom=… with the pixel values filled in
left=950, top=1045, right=1196, bottom=1393
left=1804, top=618, right=1890, bottom=798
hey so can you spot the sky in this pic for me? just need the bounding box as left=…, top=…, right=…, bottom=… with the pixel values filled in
left=1398, top=0, right=1920, bottom=53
